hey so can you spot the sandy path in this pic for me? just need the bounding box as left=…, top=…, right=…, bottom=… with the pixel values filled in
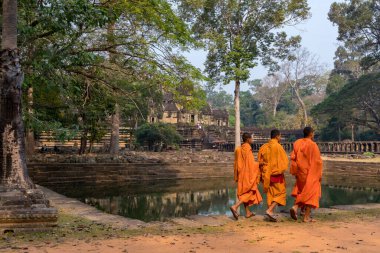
left=10, top=218, right=379, bottom=253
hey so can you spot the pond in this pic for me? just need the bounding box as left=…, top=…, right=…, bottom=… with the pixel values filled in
left=52, top=174, right=380, bottom=222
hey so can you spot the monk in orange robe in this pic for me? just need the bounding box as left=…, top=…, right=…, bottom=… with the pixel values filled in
left=290, top=127, right=323, bottom=222
left=258, top=129, right=289, bottom=222
left=230, top=133, right=263, bottom=220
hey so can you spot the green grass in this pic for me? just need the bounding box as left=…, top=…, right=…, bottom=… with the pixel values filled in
left=314, top=208, right=380, bottom=222
left=0, top=212, right=224, bottom=248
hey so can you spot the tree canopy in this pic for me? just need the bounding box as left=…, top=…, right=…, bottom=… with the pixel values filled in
left=312, top=72, right=380, bottom=135
left=12, top=0, right=206, bottom=153
left=175, top=0, right=310, bottom=146
left=329, top=0, right=380, bottom=69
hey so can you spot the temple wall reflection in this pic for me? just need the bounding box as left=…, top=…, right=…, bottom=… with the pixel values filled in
left=84, top=188, right=230, bottom=221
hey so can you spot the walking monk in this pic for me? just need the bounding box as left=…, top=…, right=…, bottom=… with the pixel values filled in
left=289, top=127, right=323, bottom=222
left=258, top=129, right=289, bottom=222
left=230, top=133, right=262, bottom=220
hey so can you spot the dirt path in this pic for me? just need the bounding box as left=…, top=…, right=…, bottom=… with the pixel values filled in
left=5, top=217, right=379, bottom=253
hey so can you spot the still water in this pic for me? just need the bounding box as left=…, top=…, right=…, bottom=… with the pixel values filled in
left=53, top=174, right=380, bottom=222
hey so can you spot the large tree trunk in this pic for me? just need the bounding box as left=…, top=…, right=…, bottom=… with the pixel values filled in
left=0, top=0, right=34, bottom=190
left=294, top=88, right=308, bottom=126
left=109, top=104, right=120, bottom=155
left=0, top=50, right=34, bottom=189
left=25, top=86, right=35, bottom=156
left=107, top=21, right=120, bottom=156
left=0, top=0, right=58, bottom=230
left=234, top=79, right=241, bottom=148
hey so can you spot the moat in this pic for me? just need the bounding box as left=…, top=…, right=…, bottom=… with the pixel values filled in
left=50, top=173, right=380, bottom=222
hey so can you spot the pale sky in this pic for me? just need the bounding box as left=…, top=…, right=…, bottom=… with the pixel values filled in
left=183, top=0, right=343, bottom=94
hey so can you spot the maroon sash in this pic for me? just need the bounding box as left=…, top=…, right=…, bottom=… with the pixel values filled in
left=270, top=174, right=285, bottom=184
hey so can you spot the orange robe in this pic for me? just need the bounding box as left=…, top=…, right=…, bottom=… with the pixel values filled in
left=258, top=139, right=289, bottom=206
left=234, top=143, right=263, bottom=206
left=290, top=138, right=323, bottom=209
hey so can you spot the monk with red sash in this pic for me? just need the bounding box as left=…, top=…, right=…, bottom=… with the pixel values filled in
left=258, top=129, right=289, bottom=222
left=230, top=133, right=263, bottom=220
left=290, top=127, right=323, bottom=222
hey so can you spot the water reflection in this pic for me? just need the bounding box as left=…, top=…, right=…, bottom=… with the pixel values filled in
left=58, top=175, right=380, bottom=222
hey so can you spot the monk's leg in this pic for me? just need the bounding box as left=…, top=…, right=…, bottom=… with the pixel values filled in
left=266, top=201, right=278, bottom=216
left=300, top=205, right=306, bottom=216
left=244, top=203, right=254, bottom=218
left=290, top=204, right=298, bottom=221
left=303, top=205, right=316, bottom=222
left=230, top=200, right=243, bottom=220
left=231, top=200, right=243, bottom=210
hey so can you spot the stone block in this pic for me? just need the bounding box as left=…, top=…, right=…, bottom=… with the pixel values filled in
left=0, top=188, right=58, bottom=232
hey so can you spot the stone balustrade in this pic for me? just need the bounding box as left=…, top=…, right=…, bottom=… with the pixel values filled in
left=218, top=141, right=380, bottom=154
left=316, top=141, right=380, bottom=154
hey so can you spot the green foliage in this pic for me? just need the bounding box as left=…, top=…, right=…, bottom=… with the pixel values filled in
left=179, top=0, right=310, bottom=87
left=135, top=123, right=182, bottom=150
left=207, top=90, right=233, bottom=109
left=318, top=118, right=349, bottom=141
left=228, top=112, right=236, bottom=128
left=363, top=152, right=375, bottom=157
left=313, top=0, right=380, bottom=140
left=176, top=0, right=309, bottom=145
left=326, top=74, right=347, bottom=96
left=329, top=0, right=380, bottom=68
left=277, top=90, right=298, bottom=115
left=312, top=72, right=380, bottom=134
left=239, top=91, right=266, bottom=127
left=14, top=0, right=205, bottom=149
left=358, top=130, right=380, bottom=141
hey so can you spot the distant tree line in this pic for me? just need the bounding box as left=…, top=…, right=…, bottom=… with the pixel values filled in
left=206, top=0, right=380, bottom=142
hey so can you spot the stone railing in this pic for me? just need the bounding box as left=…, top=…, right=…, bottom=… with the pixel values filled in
left=218, top=141, right=380, bottom=154
left=218, top=142, right=293, bottom=152
left=317, top=141, right=380, bottom=154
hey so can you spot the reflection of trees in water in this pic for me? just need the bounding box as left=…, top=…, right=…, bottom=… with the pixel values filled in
left=80, top=176, right=380, bottom=222
left=320, top=186, right=380, bottom=207
left=84, top=184, right=380, bottom=222
left=85, top=188, right=230, bottom=222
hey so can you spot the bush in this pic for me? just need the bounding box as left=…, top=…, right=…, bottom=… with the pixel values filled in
left=363, top=152, right=375, bottom=157
left=135, top=123, right=182, bottom=151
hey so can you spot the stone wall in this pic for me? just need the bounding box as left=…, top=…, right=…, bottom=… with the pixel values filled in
left=28, top=162, right=234, bottom=188
left=322, top=160, right=380, bottom=177
left=322, top=160, right=380, bottom=190
left=28, top=160, right=380, bottom=189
